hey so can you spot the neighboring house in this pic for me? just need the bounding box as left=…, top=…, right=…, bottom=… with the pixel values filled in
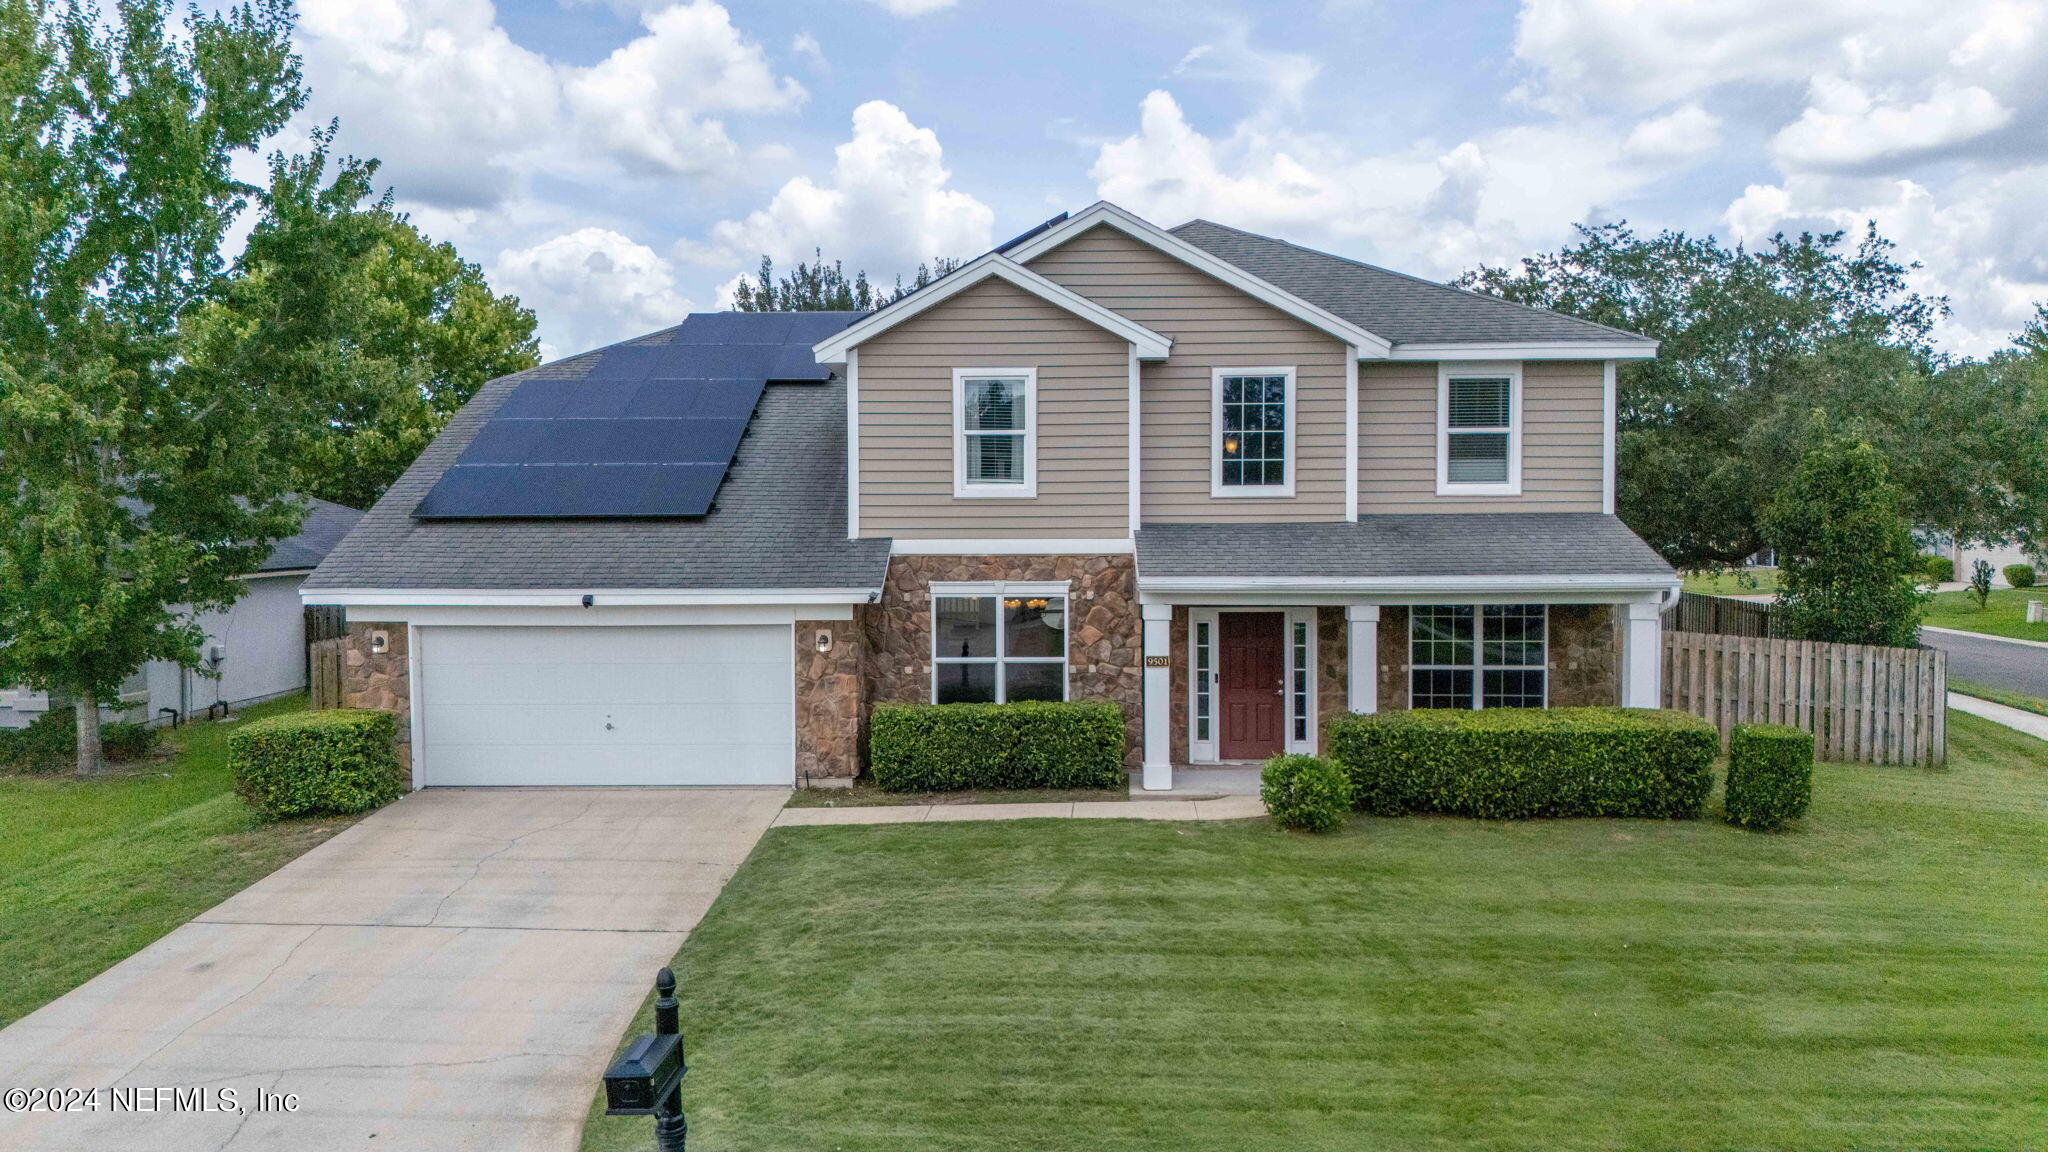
left=1923, top=532, right=2039, bottom=585
left=0, top=498, right=364, bottom=729
left=302, top=202, right=1677, bottom=791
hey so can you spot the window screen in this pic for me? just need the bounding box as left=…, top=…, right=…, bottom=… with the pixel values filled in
left=1445, top=376, right=1511, bottom=484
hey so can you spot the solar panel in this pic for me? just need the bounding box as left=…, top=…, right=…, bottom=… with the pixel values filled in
left=414, top=311, right=862, bottom=519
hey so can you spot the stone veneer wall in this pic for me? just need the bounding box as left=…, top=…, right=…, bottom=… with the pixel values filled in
left=1547, top=604, right=1620, bottom=707
left=863, top=554, right=1143, bottom=767
left=795, top=618, right=863, bottom=780
left=341, top=621, right=411, bottom=769
left=1377, top=607, right=1410, bottom=711
left=1316, top=607, right=1347, bottom=747
left=1168, top=607, right=1189, bottom=765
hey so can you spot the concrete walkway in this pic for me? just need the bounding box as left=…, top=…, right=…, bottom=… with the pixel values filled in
left=0, top=787, right=786, bottom=1152
left=775, top=794, right=1267, bottom=826
left=1949, top=692, right=2048, bottom=741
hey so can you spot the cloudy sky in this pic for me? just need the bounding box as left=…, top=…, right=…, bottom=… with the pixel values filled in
left=283, top=0, right=2048, bottom=359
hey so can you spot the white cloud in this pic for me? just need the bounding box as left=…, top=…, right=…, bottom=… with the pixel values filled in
left=1772, top=78, right=2011, bottom=169
left=689, top=100, right=995, bottom=278
left=494, top=227, right=696, bottom=357
left=862, top=0, right=958, bottom=15
left=563, top=1, right=805, bottom=177
left=1623, top=103, right=1721, bottom=160
left=791, top=31, right=827, bottom=68
left=1173, top=21, right=1322, bottom=113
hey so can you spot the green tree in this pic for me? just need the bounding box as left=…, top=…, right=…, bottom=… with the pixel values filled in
left=732, top=250, right=960, bottom=311
left=1453, top=223, right=2048, bottom=569
left=0, top=0, right=310, bottom=772
left=1761, top=430, right=1926, bottom=648
left=185, top=133, right=540, bottom=509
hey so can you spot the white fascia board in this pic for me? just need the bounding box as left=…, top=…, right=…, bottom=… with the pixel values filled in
left=1138, top=572, right=1680, bottom=595
left=890, top=538, right=1134, bottom=556
left=302, top=587, right=880, bottom=607
left=1003, top=202, right=1394, bottom=357
left=1387, top=340, right=1659, bottom=361
left=813, top=252, right=1172, bottom=363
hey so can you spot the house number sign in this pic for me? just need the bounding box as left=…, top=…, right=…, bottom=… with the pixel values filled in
left=1144, top=656, right=1169, bottom=668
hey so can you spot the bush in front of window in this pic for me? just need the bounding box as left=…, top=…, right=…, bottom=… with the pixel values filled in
left=229, top=708, right=404, bottom=819
left=2003, top=563, right=2036, bottom=589
left=1723, top=723, right=1814, bottom=831
left=1259, top=753, right=1351, bottom=833
left=1325, top=707, right=1717, bottom=820
left=868, top=701, right=1125, bottom=792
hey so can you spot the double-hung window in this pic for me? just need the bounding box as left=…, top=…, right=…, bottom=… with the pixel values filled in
left=1409, top=605, right=1547, bottom=709
left=1213, top=367, right=1295, bottom=497
left=1438, top=362, right=1521, bottom=495
left=931, top=583, right=1068, bottom=703
left=954, top=368, right=1036, bottom=497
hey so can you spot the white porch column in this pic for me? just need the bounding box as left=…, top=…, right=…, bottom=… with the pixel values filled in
left=1622, top=600, right=1663, bottom=708
left=1345, top=604, right=1379, bottom=714
left=1140, top=602, right=1174, bottom=790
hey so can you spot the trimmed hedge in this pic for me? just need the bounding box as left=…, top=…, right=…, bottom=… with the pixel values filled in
left=0, top=708, right=157, bottom=773
left=1921, top=554, right=1954, bottom=583
left=1260, top=754, right=1351, bottom=833
left=1724, top=723, right=1814, bottom=830
left=869, top=701, right=1125, bottom=792
left=230, top=708, right=404, bottom=819
left=1326, top=707, right=1718, bottom=820
left=2003, top=563, right=2036, bottom=589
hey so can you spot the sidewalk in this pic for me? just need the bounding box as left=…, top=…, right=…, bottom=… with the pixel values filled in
left=1948, top=692, right=2048, bottom=741
left=1922, top=624, right=2048, bottom=651
left=774, top=794, right=1267, bottom=827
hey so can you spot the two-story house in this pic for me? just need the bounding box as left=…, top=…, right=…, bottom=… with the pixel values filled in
left=303, top=202, right=1677, bottom=791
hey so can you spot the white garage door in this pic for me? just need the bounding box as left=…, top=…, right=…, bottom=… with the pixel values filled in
left=416, top=625, right=793, bottom=786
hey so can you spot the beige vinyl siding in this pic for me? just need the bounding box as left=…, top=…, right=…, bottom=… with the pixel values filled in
left=1358, top=359, right=1606, bottom=513
left=1025, top=225, right=1350, bottom=522
left=857, top=276, right=1130, bottom=539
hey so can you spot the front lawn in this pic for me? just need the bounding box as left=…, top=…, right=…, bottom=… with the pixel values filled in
left=0, top=695, right=359, bottom=1024
left=1922, top=586, right=2048, bottom=642
left=584, top=711, right=2046, bottom=1152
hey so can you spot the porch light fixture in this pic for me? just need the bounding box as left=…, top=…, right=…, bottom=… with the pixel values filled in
left=815, top=629, right=833, bottom=653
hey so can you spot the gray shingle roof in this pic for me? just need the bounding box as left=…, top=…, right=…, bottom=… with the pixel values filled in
left=1171, top=220, right=1655, bottom=348
left=1136, top=515, right=1674, bottom=581
left=304, top=325, right=891, bottom=592
left=263, top=498, right=364, bottom=572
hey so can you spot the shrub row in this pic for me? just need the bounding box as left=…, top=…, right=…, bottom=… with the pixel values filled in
left=1920, top=554, right=1954, bottom=583
left=1260, top=753, right=1351, bottom=832
left=0, top=708, right=157, bottom=773
left=230, top=708, right=404, bottom=819
left=1724, top=723, right=1814, bottom=830
left=869, top=701, right=1126, bottom=792
left=1326, top=707, right=1718, bottom=820
left=2003, top=563, right=2036, bottom=589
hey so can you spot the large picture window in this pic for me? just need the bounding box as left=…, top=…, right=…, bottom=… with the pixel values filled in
left=1438, top=362, right=1521, bottom=495
left=1212, top=367, right=1296, bottom=497
left=932, top=586, right=1068, bottom=704
left=954, top=368, right=1037, bottom=497
left=1409, top=605, right=1547, bottom=709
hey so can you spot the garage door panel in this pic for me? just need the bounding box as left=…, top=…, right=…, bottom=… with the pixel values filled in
left=418, top=625, right=793, bottom=787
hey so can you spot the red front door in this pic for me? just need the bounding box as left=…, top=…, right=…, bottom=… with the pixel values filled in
left=1219, top=612, right=1286, bottom=760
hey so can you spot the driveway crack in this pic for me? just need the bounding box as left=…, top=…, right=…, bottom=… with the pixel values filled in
left=422, top=799, right=599, bottom=927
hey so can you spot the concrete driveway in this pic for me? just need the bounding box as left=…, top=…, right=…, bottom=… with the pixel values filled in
left=0, top=787, right=786, bottom=1152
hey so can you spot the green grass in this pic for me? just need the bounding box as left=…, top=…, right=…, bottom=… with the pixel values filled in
left=584, top=711, right=2047, bottom=1152
left=786, top=781, right=1128, bottom=807
left=1680, top=567, right=1779, bottom=595
left=0, top=695, right=359, bottom=1024
left=1922, top=587, right=2048, bottom=642
left=1951, top=679, right=2048, bottom=718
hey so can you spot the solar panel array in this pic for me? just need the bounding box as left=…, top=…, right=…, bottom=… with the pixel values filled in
left=414, top=311, right=862, bottom=519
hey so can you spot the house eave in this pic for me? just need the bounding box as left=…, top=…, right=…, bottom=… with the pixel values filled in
left=1384, top=341, right=1660, bottom=361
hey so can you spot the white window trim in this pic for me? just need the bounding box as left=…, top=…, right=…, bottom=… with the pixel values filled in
left=1210, top=366, right=1297, bottom=499
left=1185, top=606, right=1318, bottom=762
left=954, top=367, right=1038, bottom=498
left=1407, top=604, right=1549, bottom=710
left=929, top=580, right=1070, bottom=704
left=1436, top=360, right=1523, bottom=497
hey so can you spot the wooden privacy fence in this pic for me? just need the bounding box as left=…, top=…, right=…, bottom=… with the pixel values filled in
left=309, top=637, right=346, bottom=711
left=1662, top=630, right=1946, bottom=766
left=1665, top=591, right=1784, bottom=638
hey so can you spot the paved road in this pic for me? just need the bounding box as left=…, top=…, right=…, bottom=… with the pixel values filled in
left=0, top=787, right=786, bottom=1152
left=1921, top=628, right=2048, bottom=698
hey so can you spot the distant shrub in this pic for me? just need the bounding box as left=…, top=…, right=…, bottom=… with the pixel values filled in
left=1970, top=559, right=1996, bottom=609
left=868, top=701, right=1126, bottom=792
left=1920, top=554, right=1953, bottom=583
left=2003, top=564, right=2035, bottom=589
left=1259, top=754, right=1351, bottom=833
left=1326, top=707, right=1718, bottom=820
left=1724, top=724, right=1814, bottom=831
left=0, top=708, right=155, bottom=772
left=100, top=720, right=158, bottom=763
left=230, top=709, right=403, bottom=819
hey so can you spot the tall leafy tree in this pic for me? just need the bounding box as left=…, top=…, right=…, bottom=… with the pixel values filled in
left=732, top=250, right=960, bottom=311
left=0, top=0, right=310, bottom=772
left=1454, top=223, right=2048, bottom=569
left=1762, top=430, right=1926, bottom=647
left=185, top=134, right=540, bottom=509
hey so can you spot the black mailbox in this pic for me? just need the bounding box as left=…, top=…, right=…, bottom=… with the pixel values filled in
left=603, top=1031, right=685, bottom=1116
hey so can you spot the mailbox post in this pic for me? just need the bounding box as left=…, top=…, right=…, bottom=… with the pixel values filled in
left=603, top=967, right=688, bottom=1151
